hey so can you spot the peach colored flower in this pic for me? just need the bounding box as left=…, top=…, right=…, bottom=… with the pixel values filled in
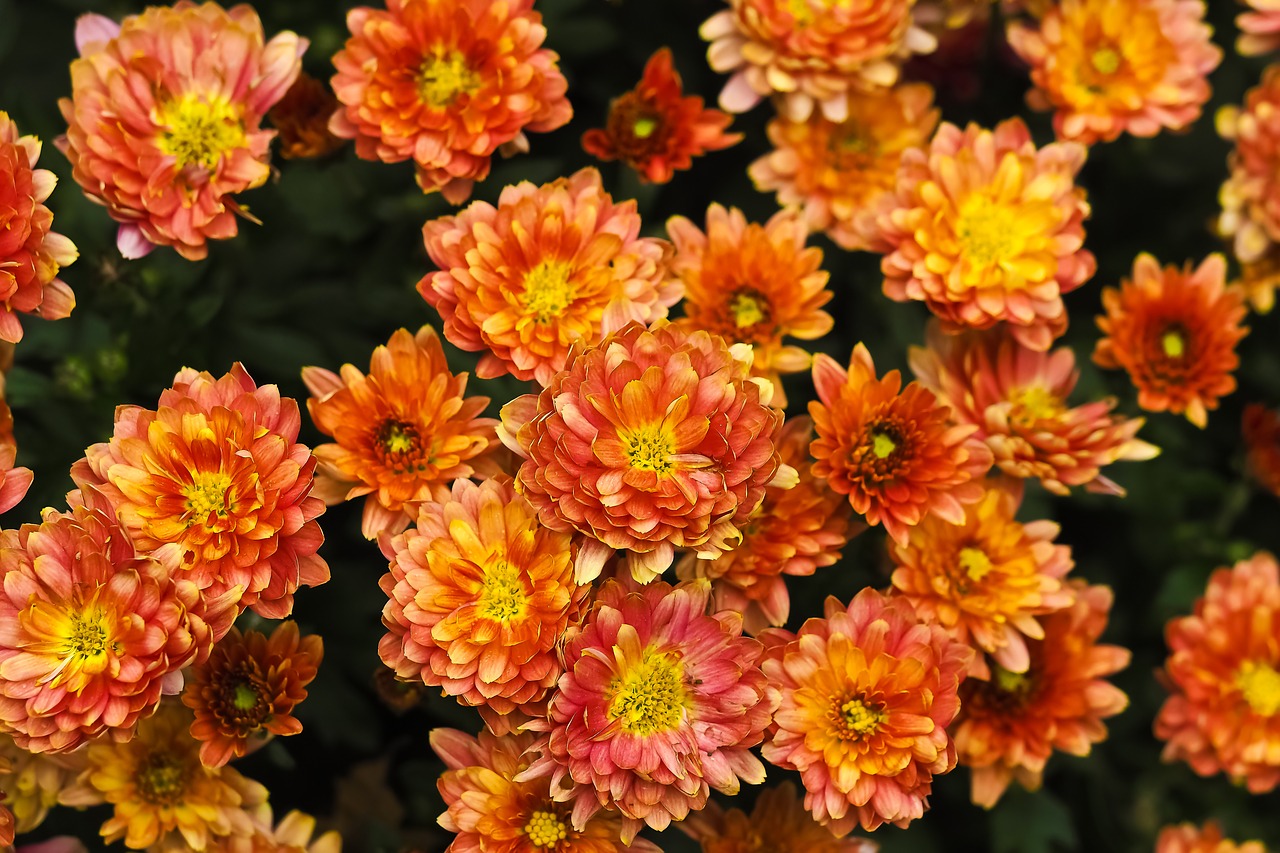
left=679, top=781, right=878, bottom=853
left=201, top=809, right=342, bottom=853
left=57, top=2, right=305, bottom=260
left=1244, top=403, right=1280, bottom=498
left=0, top=372, right=32, bottom=515
left=1093, top=254, right=1247, bottom=428
left=268, top=72, right=345, bottom=161
left=1238, top=1, right=1280, bottom=56
left=878, top=118, right=1095, bottom=351
left=0, top=733, right=85, bottom=835
left=1219, top=67, right=1280, bottom=264
left=329, top=0, right=571, bottom=203
left=1156, top=822, right=1267, bottom=853
left=1234, top=246, right=1280, bottom=314
left=302, top=326, right=499, bottom=539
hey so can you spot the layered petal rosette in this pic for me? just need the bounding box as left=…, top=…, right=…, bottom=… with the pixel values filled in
left=1156, top=823, right=1267, bottom=853
left=877, top=118, right=1095, bottom=351
left=1219, top=67, right=1280, bottom=264
left=678, top=781, right=878, bottom=853
left=500, top=322, right=795, bottom=583
left=1238, top=0, right=1280, bottom=56
left=330, top=0, right=571, bottom=203
left=760, top=588, right=973, bottom=833
left=57, top=2, right=306, bottom=260
left=420, top=168, right=678, bottom=387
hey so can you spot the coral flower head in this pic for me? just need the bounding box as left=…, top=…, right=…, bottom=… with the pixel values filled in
left=1156, top=822, right=1267, bottom=853
left=0, top=372, right=33, bottom=515
left=679, top=781, right=878, bottom=853
left=1238, top=0, right=1280, bottom=56
left=1219, top=67, right=1280, bottom=265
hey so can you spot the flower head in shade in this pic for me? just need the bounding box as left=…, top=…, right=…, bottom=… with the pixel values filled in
left=268, top=72, right=345, bottom=160
left=666, top=205, right=833, bottom=407
left=761, top=588, right=973, bottom=834
left=0, top=112, right=76, bottom=343
left=878, top=118, right=1095, bottom=351
left=809, top=343, right=992, bottom=546
left=952, top=582, right=1129, bottom=807
left=201, top=808, right=342, bottom=853
left=676, top=415, right=860, bottom=633
left=433, top=727, right=660, bottom=853
left=0, top=489, right=234, bottom=753
left=1244, top=404, right=1280, bottom=497
left=910, top=323, right=1157, bottom=496
left=302, top=326, right=499, bottom=539
left=1235, top=247, right=1280, bottom=314
left=1006, top=0, right=1220, bottom=145
left=1238, top=1, right=1280, bottom=56
left=679, top=781, right=878, bottom=853
left=749, top=84, right=939, bottom=252
left=700, top=0, right=936, bottom=121
left=0, top=733, right=85, bottom=835
left=1156, top=822, right=1267, bottom=853
left=518, top=580, right=778, bottom=843
left=582, top=48, right=740, bottom=184
left=0, top=373, right=33, bottom=515
left=57, top=2, right=305, bottom=260
left=1093, top=254, right=1247, bottom=428
left=72, top=364, right=329, bottom=622
left=1219, top=67, right=1280, bottom=265
left=1155, top=551, right=1280, bottom=793
left=419, top=168, right=678, bottom=387
left=329, top=0, right=571, bottom=203
left=500, top=322, right=795, bottom=584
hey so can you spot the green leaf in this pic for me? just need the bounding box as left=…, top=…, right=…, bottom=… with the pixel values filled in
left=991, top=787, right=1079, bottom=853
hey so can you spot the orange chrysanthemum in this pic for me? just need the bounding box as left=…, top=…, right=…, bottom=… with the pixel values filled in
left=809, top=343, right=993, bottom=545
left=268, top=72, right=345, bottom=160
left=1235, top=247, right=1280, bottom=314
left=910, top=323, right=1158, bottom=496
left=201, top=809, right=341, bottom=853
left=1219, top=67, right=1280, bottom=265
left=666, top=205, right=833, bottom=406
left=1244, top=404, right=1280, bottom=497
left=1155, top=552, right=1280, bottom=793
left=678, top=781, right=878, bottom=853
left=0, top=372, right=32, bottom=515
left=1238, top=1, right=1280, bottom=55
left=748, top=83, right=939, bottom=251
left=1156, top=822, right=1267, bottom=853
left=1006, top=0, right=1220, bottom=145
left=329, top=0, right=571, bottom=203
left=878, top=118, right=1095, bottom=352
left=433, top=727, right=661, bottom=853
left=0, top=112, right=76, bottom=344
left=0, top=733, right=85, bottom=835
left=761, top=588, right=973, bottom=834
left=0, top=489, right=235, bottom=754
left=700, top=0, right=937, bottom=121
left=72, top=364, right=329, bottom=622
left=500, top=322, right=795, bottom=583
left=676, top=415, right=860, bottom=633
left=57, top=3, right=305, bottom=260
left=302, top=326, right=499, bottom=539
left=419, top=168, right=677, bottom=387
left=1093, top=254, right=1247, bottom=428
left=951, top=582, right=1129, bottom=807
left=582, top=48, right=740, bottom=184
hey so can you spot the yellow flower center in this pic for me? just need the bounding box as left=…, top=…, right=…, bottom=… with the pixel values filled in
left=1236, top=660, right=1280, bottom=717
left=1009, top=384, right=1065, bottom=427
left=476, top=558, right=528, bottom=624
left=633, top=116, right=659, bottom=139
left=958, top=546, right=995, bottom=582
left=993, top=664, right=1030, bottom=694
left=156, top=93, right=246, bottom=171
left=607, top=648, right=686, bottom=735
left=233, top=681, right=262, bottom=712
left=624, top=424, right=674, bottom=474
left=834, top=696, right=887, bottom=740
left=522, top=260, right=576, bottom=323
left=419, top=50, right=480, bottom=108
left=524, top=810, right=568, bottom=848
left=728, top=290, right=768, bottom=328
left=136, top=751, right=191, bottom=805
left=1161, top=329, right=1186, bottom=359
left=787, top=0, right=847, bottom=25
left=1090, top=47, right=1122, bottom=75
left=183, top=471, right=233, bottom=525
left=871, top=430, right=898, bottom=459
left=381, top=422, right=416, bottom=454
left=956, top=195, right=1019, bottom=269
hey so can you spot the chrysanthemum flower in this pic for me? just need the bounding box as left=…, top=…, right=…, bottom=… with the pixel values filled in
left=1235, top=247, right=1280, bottom=314
left=200, top=808, right=341, bottom=853
left=1093, top=254, right=1247, bottom=428
left=0, top=373, right=32, bottom=515
left=500, top=322, right=795, bottom=583
left=433, top=727, right=661, bottom=853
left=761, top=588, right=973, bottom=834
left=1156, top=822, right=1267, bottom=853
left=679, top=781, right=878, bottom=853
left=878, top=118, right=1095, bottom=351
left=1244, top=404, right=1280, bottom=497
left=1155, top=551, right=1280, bottom=792
left=0, top=112, right=76, bottom=343
left=0, top=733, right=83, bottom=835
left=666, top=205, right=832, bottom=406
left=72, top=364, right=329, bottom=621
left=809, top=343, right=992, bottom=545
left=951, top=582, right=1129, bottom=807
left=330, top=0, right=571, bottom=203
left=57, top=3, right=305, bottom=260
left=910, top=323, right=1157, bottom=496
left=268, top=72, right=345, bottom=160
left=1219, top=67, right=1280, bottom=264
left=700, top=0, right=937, bottom=121
left=1238, top=1, right=1280, bottom=55
left=749, top=83, right=939, bottom=252
left=1006, top=0, right=1220, bottom=145
left=302, top=326, right=499, bottom=539
left=676, top=415, right=859, bottom=633
left=582, top=48, right=740, bottom=184
left=59, top=701, right=268, bottom=851
left=0, top=489, right=234, bottom=754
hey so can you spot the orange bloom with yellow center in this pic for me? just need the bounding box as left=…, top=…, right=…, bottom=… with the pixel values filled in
left=302, top=326, right=499, bottom=539
left=268, top=72, right=345, bottom=161
left=1238, top=1, right=1280, bottom=56
left=700, top=0, right=937, bottom=121
left=761, top=588, right=973, bottom=834
left=1219, top=67, right=1280, bottom=265
left=749, top=83, right=939, bottom=252
left=420, top=168, right=678, bottom=387
left=679, top=781, right=878, bottom=853
left=910, top=323, right=1158, bottom=496
left=1157, top=822, right=1268, bottom=853
left=329, top=0, right=571, bottom=203
left=57, top=3, right=305, bottom=260
left=1093, top=254, right=1247, bottom=428
left=1006, top=0, right=1220, bottom=145
left=1244, top=404, right=1280, bottom=498
left=667, top=205, right=833, bottom=407
left=951, top=582, right=1129, bottom=807
left=582, top=48, right=740, bottom=185
left=878, top=117, right=1094, bottom=352
left=809, top=343, right=993, bottom=545
left=1156, top=552, right=1280, bottom=793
